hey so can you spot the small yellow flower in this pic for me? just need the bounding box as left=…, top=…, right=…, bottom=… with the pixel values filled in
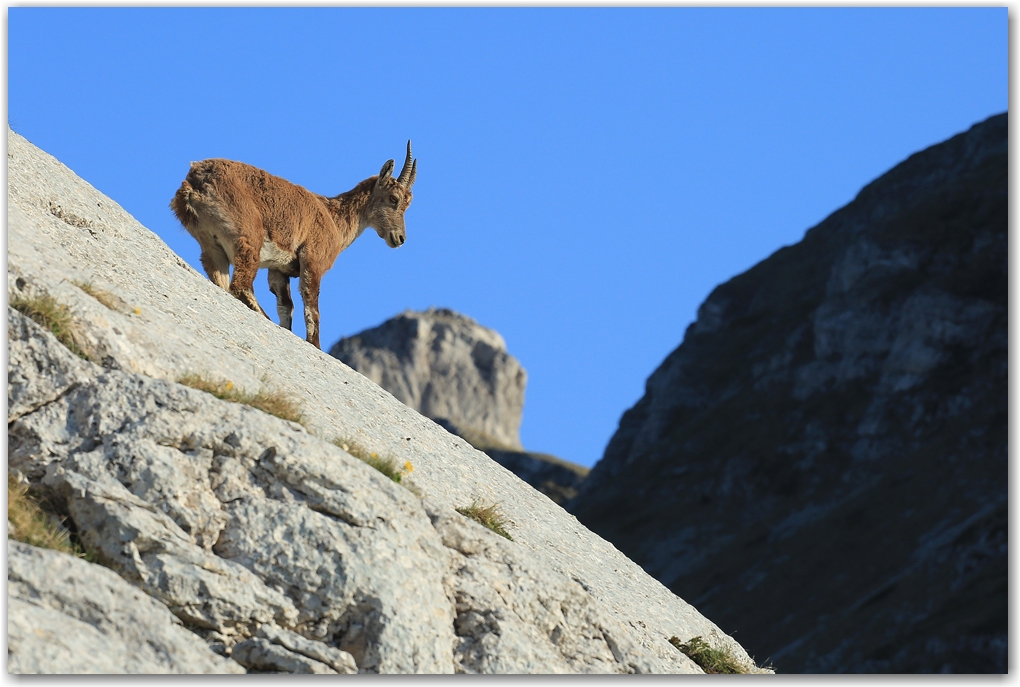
left=133, top=306, right=141, bottom=315
left=225, top=381, right=233, bottom=392
left=341, top=443, right=349, bottom=452
left=370, top=452, right=378, bottom=459
left=404, top=461, right=414, bottom=473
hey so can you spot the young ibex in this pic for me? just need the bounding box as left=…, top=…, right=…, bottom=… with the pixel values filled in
left=170, top=142, right=417, bottom=349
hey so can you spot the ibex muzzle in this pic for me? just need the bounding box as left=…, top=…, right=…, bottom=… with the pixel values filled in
left=170, top=141, right=417, bottom=350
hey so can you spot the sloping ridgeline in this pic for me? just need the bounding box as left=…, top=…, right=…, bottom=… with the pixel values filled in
left=5, top=127, right=766, bottom=674
left=568, top=113, right=1007, bottom=673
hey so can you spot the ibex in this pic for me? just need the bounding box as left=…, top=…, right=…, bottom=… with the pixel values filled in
left=170, top=142, right=417, bottom=349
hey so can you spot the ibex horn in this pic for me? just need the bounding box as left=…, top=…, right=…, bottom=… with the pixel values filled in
left=397, top=140, right=416, bottom=188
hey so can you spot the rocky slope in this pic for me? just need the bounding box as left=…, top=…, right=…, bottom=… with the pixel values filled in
left=568, top=113, right=1007, bottom=673
left=6, top=128, right=762, bottom=674
left=330, top=308, right=589, bottom=504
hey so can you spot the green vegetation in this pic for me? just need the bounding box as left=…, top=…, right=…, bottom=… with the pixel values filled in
left=669, top=636, right=747, bottom=674
left=74, top=280, right=129, bottom=312
left=8, top=475, right=86, bottom=558
left=332, top=438, right=419, bottom=494
left=177, top=373, right=304, bottom=426
left=10, top=292, right=90, bottom=360
left=456, top=499, right=513, bottom=541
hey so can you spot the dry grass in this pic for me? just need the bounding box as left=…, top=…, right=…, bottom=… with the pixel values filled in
left=332, top=437, right=373, bottom=463
left=178, top=373, right=304, bottom=426
left=74, top=280, right=128, bottom=312
left=456, top=499, right=513, bottom=541
left=333, top=438, right=419, bottom=494
left=8, top=475, right=79, bottom=556
left=669, top=636, right=747, bottom=674
left=10, top=292, right=90, bottom=360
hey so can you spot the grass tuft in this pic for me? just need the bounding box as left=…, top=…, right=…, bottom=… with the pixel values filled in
left=74, top=280, right=128, bottom=312
left=8, top=475, right=82, bottom=557
left=10, top=293, right=90, bottom=360
left=178, top=373, right=304, bottom=426
left=669, top=636, right=747, bottom=674
left=333, top=438, right=419, bottom=494
left=456, top=499, right=513, bottom=541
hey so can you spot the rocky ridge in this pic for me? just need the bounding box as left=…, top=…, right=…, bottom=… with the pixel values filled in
left=6, top=128, right=762, bottom=674
left=568, top=113, right=1007, bottom=673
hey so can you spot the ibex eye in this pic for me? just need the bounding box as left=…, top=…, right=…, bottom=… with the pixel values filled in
left=389, top=195, right=398, bottom=204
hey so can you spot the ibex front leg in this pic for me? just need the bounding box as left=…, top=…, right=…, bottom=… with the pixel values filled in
left=298, top=249, right=323, bottom=349
left=230, top=234, right=270, bottom=319
left=267, top=269, right=295, bottom=331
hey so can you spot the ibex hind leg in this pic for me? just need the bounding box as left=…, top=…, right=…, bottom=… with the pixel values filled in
left=267, top=269, right=294, bottom=331
left=197, top=236, right=231, bottom=291
left=297, top=251, right=323, bottom=350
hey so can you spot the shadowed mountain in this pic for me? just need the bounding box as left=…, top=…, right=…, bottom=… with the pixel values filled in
left=568, top=113, right=1007, bottom=673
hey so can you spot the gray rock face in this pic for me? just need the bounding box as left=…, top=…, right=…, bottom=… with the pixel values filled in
left=8, top=540, right=244, bottom=674
left=329, top=308, right=527, bottom=450
left=8, top=310, right=456, bottom=673
left=569, top=113, right=1007, bottom=673
left=6, top=127, right=762, bottom=674
left=232, top=625, right=359, bottom=674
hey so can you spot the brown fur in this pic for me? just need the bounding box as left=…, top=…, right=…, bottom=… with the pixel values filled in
left=170, top=145, right=416, bottom=349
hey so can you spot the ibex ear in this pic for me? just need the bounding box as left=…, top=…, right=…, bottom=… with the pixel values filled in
left=378, top=159, right=395, bottom=181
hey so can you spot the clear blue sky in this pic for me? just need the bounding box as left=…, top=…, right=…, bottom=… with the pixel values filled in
left=8, top=8, right=1006, bottom=468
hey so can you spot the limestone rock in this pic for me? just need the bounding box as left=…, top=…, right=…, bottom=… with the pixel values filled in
left=9, top=314, right=456, bottom=673
left=329, top=307, right=527, bottom=450
left=231, top=637, right=344, bottom=674
left=426, top=504, right=682, bottom=674
left=6, top=126, right=762, bottom=674
left=7, top=540, right=244, bottom=674
left=6, top=304, right=92, bottom=424
left=255, top=624, right=359, bottom=673
left=569, top=113, right=1007, bottom=673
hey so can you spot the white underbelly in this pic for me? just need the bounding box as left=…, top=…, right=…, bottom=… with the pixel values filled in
left=259, top=241, right=296, bottom=269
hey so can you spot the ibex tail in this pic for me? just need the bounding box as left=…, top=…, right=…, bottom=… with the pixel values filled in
left=170, top=179, right=200, bottom=232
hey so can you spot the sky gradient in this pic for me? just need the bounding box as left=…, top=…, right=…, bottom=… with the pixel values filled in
left=8, top=7, right=1007, bottom=468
